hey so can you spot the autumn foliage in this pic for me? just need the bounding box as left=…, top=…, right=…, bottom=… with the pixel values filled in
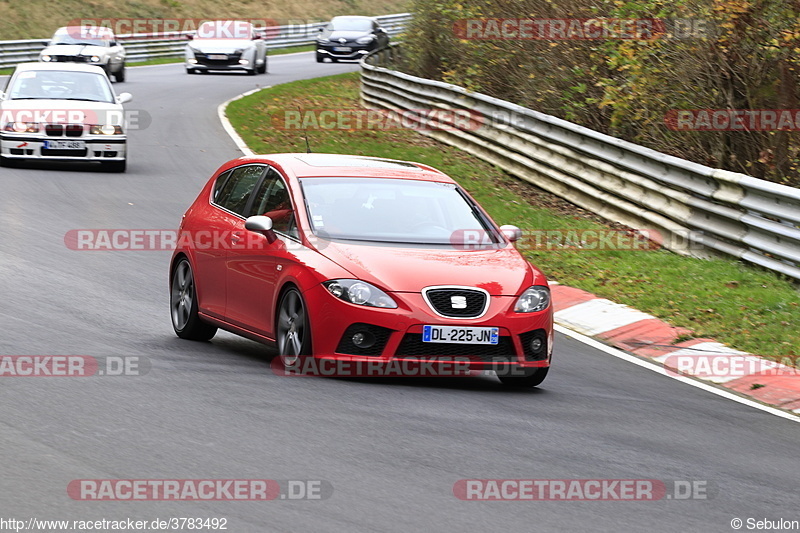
left=401, top=0, right=800, bottom=186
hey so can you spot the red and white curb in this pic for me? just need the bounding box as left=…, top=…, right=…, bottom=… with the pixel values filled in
left=551, top=283, right=800, bottom=417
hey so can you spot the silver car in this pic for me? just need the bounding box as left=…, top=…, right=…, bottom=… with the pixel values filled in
left=39, top=26, right=126, bottom=83
left=0, top=63, right=132, bottom=172
left=185, top=20, right=267, bottom=75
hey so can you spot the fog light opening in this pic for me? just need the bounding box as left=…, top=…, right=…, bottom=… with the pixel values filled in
left=352, top=331, right=376, bottom=349
left=529, top=337, right=544, bottom=355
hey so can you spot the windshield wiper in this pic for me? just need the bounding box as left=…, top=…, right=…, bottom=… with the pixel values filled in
left=58, top=98, right=105, bottom=102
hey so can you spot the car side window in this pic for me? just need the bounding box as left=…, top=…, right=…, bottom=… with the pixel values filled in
left=213, top=165, right=265, bottom=216
left=212, top=170, right=232, bottom=202
left=247, top=168, right=298, bottom=238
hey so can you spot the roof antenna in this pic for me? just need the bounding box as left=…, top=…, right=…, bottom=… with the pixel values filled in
left=297, top=105, right=312, bottom=153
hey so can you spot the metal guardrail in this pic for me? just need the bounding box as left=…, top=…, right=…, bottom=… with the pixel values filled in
left=0, top=13, right=411, bottom=68
left=361, top=45, right=800, bottom=281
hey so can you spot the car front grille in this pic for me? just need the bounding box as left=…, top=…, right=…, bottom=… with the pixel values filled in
left=194, top=52, right=241, bottom=66
left=45, top=124, right=84, bottom=137
left=41, top=148, right=88, bottom=157
left=423, top=287, right=488, bottom=318
left=53, top=55, right=91, bottom=63
left=394, top=333, right=516, bottom=362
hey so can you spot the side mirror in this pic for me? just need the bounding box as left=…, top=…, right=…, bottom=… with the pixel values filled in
left=185, top=33, right=194, bottom=40
left=318, top=27, right=324, bottom=33
left=117, top=92, right=133, bottom=104
left=499, top=224, right=522, bottom=242
left=110, top=41, right=118, bottom=46
left=245, top=215, right=277, bottom=243
left=252, top=33, right=262, bottom=40
left=0, top=91, right=5, bottom=101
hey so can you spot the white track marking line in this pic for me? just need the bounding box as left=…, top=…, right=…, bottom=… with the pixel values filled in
left=555, top=324, right=800, bottom=423
left=217, top=87, right=268, bottom=156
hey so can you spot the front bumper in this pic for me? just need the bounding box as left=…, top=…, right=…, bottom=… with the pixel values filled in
left=316, top=44, right=373, bottom=60
left=0, top=134, right=127, bottom=161
left=302, top=283, right=554, bottom=374
left=187, top=51, right=257, bottom=71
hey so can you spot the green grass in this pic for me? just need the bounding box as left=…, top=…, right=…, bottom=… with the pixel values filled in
left=226, top=71, right=800, bottom=360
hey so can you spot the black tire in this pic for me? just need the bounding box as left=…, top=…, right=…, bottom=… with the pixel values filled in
left=276, top=287, right=311, bottom=365
left=114, top=64, right=126, bottom=82
left=316, top=53, right=324, bottom=63
left=498, top=367, right=549, bottom=388
left=247, top=68, right=256, bottom=76
left=101, top=159, right=126, bottom=173
left=170, top=258, right=218, bottom=341
left=257, top=56, right=267, bottom=73
left=186, top=68, right=196, bottom=74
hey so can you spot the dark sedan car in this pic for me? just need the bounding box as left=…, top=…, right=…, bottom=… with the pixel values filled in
left=315, top=16, right=390, bottom=63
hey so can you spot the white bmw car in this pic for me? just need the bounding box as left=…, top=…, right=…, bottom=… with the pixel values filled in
left=0, top=63, right=132, bottom=172
left=39, top=26, right=126, bottom=83
left=185, top=20, right=267, bottom=75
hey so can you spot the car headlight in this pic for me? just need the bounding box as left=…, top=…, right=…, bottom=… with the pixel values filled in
left=89, top=124, right=123, bottom=135
left=514, top=286, right=550, bottom=313
left=41, top=54, right=52, bottom=62
left=90, top=55, right=101, bottom=62
left=356, top=35, right=375, bottom=44
left=3, top=122, right=39, bottom=133
left=323, top=279, right=397, bottom=309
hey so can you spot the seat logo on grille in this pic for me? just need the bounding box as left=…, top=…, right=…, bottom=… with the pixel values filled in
left=450, top=295, right=467, bottom=309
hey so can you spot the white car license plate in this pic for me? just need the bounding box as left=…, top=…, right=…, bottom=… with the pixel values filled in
left=208, top=54, right=228, bottom=60
left=422, top=325, right=499, bottom=345
left=44, top=140, right=85, bottom=150
left=333, top=46, right=352, bottom=52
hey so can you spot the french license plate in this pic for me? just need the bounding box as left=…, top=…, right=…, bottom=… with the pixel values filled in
left=332, top=46, right=352, bottom=52
left=44, top=140, right=85, bottom=150
left=422, top=325, right=499, bottom=345
left=208, top=54, right=228, bottom=60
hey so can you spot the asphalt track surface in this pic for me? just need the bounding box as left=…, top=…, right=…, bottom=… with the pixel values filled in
left=1, top=54, right=799, bottom=533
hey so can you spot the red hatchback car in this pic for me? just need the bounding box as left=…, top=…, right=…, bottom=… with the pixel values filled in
left=169, top=154, right=553, bottom=387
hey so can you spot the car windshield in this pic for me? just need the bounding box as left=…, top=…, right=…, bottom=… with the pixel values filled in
left=7, top=70, right=114, bottom=102
left=329, top=18, right=373, bottom=32
left=300, top=177, right=502, bottom=245
left=51, top=29, right=110, bottom=47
